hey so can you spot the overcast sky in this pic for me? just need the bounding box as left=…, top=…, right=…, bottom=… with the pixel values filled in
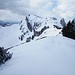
left=0, top=0, right=75, bottom=21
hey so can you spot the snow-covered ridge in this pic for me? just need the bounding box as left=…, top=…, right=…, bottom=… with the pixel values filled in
left=19, top=14, right=61, bottom=42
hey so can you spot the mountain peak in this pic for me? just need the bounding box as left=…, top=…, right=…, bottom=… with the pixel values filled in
left=18, top=14, right=61, bottom=42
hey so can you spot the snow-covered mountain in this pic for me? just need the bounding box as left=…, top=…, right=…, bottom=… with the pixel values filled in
left=19, top=14, right=61, bottom=42
left=0, top=21, right=19, bottom=27
left=0, top=14, right=61, bottom=48
left=0, top=15, right=75, bottom=75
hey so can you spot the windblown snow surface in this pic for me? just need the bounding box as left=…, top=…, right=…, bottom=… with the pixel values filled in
left=0, top=22, right=75, bottom=75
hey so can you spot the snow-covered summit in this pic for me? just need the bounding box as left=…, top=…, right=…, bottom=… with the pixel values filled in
left=19, top=14, right=61, bottom=42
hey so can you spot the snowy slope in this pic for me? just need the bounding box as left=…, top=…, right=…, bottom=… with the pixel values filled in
left=0, top=24, right=20, bottom=48
left=0, top=35, right=75, bottom=75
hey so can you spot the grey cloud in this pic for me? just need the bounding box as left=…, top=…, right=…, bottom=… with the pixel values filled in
left=0, top=0, right=74, bottom=20
left=0, top=0, right=30, bottom=15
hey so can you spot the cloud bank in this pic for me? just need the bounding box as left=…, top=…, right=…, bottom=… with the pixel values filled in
left=0, top=0, right=75, bottom=21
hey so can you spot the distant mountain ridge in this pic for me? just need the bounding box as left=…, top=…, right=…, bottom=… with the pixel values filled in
left=0, top=20, right=19, bottom=27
